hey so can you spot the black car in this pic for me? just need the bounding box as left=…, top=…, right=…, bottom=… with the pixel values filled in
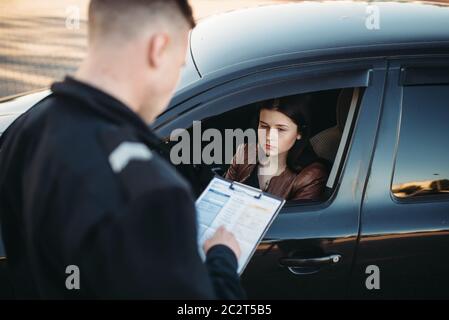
left=1, top=1, right=449, bottom=299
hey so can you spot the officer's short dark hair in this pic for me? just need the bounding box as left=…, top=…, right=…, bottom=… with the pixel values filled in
left=88, top=0, right=195, bottom=42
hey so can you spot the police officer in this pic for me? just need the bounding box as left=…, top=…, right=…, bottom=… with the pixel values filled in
left=0, top=0, right=244, bottom=299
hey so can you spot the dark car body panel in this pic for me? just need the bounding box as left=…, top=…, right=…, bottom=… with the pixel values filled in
left=349, top=57, right=449, bottom=298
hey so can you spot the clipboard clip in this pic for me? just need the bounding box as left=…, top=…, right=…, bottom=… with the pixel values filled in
left=229, top=181, right=263, bottom=199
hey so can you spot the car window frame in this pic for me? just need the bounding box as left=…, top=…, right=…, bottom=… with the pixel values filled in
left=153, top=58, right=387, bottom=217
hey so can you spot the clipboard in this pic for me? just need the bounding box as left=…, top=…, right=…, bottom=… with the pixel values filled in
left=196, top=175, right=285, bottom=275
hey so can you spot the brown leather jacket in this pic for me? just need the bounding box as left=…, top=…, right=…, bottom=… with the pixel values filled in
left=225, top=144, right=328, bottom=201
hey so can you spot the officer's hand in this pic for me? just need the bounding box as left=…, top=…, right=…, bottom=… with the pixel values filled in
left=204, top=226, right=241, bottom=260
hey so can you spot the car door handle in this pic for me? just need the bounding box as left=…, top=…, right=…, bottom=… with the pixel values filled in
left=279, top=254, right=342, bottom=268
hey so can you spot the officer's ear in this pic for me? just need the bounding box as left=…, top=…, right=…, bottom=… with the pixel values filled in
left=147, top=32, right=170, bottom=69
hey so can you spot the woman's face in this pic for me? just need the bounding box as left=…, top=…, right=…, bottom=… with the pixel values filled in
left=258, top=108, right=301, bottom=157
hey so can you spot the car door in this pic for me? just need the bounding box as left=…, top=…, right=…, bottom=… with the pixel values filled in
left=350, top=57, right=449, bottom=299
left=154, top=59, right=388, bottom=299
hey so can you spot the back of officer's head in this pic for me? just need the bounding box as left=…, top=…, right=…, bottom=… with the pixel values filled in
left=87, top=0, right=195, bottom=122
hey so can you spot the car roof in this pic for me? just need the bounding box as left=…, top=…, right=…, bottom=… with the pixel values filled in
left=190, top=1, right=449, bottom=77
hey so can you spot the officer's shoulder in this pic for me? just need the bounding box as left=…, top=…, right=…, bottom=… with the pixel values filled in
left=97, top=125, right=191, bottom=199
left=9, top=94, right=104, bottom=146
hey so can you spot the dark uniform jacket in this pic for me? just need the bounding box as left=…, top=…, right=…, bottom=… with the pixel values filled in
left=0, top=77, right=245, bottom=299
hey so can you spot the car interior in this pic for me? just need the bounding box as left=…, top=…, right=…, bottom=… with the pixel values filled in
left=171, top=87, right=364, bottom=204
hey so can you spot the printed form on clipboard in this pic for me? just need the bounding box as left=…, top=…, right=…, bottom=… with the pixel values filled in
left=196, top=176, right=285, bottom=275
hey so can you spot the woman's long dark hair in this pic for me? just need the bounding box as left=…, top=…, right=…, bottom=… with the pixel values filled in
left=257, top=94, right=319, bottom=173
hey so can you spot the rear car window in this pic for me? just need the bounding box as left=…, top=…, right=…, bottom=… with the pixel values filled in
left=392, top=85, right=449, bottom=199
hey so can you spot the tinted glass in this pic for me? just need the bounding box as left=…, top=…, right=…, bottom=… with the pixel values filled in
left=392, top=85, right=449, bottom=199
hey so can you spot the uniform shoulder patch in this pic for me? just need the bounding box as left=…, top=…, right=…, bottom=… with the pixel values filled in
left=97, top=125, right=170, bottom=202
left=108, top=141, right=153, bottom=173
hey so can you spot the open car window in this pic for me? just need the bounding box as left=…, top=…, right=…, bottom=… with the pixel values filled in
left=165, top=87, right=364, bottom=206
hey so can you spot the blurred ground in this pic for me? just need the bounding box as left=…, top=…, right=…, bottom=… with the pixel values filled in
left=0, top=0, right=293, bottom=97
